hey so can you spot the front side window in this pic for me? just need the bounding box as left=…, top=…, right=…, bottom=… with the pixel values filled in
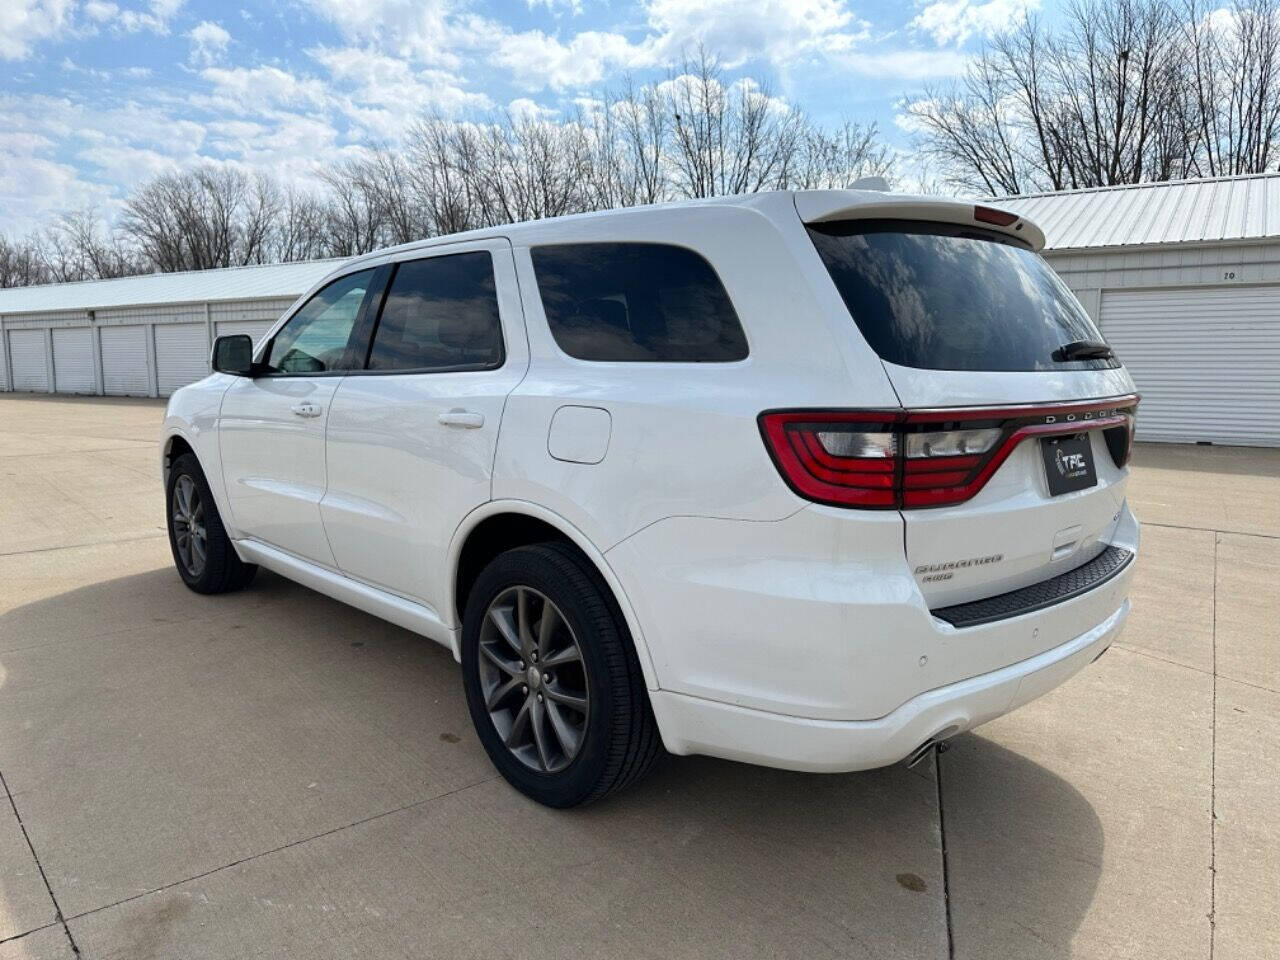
left=807, top=219, right=1117, bottom=372
left=367, top=252, right=504, bottom=372
left=530, top=243, right=749, bottom=362
left=266, top=269, right=375, bottom=374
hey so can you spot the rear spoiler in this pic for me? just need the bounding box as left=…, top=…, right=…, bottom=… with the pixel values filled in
left=793, top=191, right=1045, bottom=252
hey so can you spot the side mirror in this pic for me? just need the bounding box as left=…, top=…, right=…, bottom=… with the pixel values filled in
left=212, top=334, right=254, bottom=376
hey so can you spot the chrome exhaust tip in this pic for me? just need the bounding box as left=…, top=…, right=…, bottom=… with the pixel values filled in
left=905, top=737, right=952, bottom=769
left=905, top=740, right=936, bottom=769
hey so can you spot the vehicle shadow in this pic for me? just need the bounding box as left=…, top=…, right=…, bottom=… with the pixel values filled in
left=0, top=566, right=1102, bottom=959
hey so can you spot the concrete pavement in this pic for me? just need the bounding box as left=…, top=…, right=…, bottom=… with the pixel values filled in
left=0, top=393, right=1276, bottom=959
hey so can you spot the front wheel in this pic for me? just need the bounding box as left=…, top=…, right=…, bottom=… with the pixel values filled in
left=166, top=452, right=257, bottom=594
left=461, top=542, right=663, bottom=807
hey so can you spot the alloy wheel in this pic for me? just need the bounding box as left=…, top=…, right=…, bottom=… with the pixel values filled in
left=171, top=474, right=207, bottom=578
left=477, top=586, right=590, bottom=773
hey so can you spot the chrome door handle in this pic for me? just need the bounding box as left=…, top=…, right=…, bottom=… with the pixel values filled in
left=438, top=408, right=485, bottom=429
left=290, top=402, right=322, bottom=418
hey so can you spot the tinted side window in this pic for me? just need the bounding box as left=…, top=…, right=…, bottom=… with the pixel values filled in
left=530, top=243, right=748, bottom=362
left=266, top=269, right=375, bottom=374
left=367, top=252, right=504, bottom=372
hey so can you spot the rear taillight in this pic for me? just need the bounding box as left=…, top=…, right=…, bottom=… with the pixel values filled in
left=760, top=396, right=1139, bottom=510
left=760, top=411, right=899, bottom=507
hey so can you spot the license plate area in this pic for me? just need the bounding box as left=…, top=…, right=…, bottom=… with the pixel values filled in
left=1040, top=433, right=1097, bottom=496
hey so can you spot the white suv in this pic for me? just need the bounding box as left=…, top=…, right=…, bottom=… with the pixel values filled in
left=162, top=189, right=1139, bottom=807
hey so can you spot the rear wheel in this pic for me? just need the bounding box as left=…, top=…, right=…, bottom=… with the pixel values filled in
left=166, top=452, right=257, bottom=594
left=461, top=542, right=662, bottom=807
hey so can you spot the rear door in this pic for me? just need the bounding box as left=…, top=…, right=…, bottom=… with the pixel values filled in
left=804, top=213, right=1138, bottom=607
left=218, top=267, right=381, bottom=566
left=320, top=239, right=528, bottom=612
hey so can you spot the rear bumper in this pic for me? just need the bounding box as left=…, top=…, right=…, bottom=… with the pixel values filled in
left=650, top=599, right=1129, bottom=772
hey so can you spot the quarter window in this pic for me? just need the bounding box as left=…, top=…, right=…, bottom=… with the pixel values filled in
left=530, top=243, right=748, bottom=362
left=266, top=269, right=375, bottom=374
left=367, top=252, right=504, bottom=372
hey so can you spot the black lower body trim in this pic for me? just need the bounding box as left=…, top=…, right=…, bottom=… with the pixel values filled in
left=932, top=544, right=1134, bottom=629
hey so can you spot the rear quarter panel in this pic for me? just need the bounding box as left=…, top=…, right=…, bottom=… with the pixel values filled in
left=492, top=199, right=900, bottom=551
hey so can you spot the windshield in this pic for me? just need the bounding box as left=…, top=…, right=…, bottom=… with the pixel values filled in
left=807, top=219, right=1118, bottom=372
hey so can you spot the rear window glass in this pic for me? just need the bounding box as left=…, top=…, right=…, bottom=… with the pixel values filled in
left=530, top=243, right=748, bottom=362
left=368, top=252, right=504, bottom=372
left=807, top=219, right=1117, bottom=372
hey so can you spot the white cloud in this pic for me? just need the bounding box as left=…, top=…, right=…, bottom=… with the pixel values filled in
left=646, top=0, right=868, bottom=66
left=116, top=0, right=184, bottom=34
left=911, top=0, right=1039, bottom=47
left=0, top=0, right=76, bottom=60
left=841, top=48, right=971, bottom=79
left=507, top=97, right=557, bottom=121
left=299, top=0, right=469, bottom=66
left=309, top=45, right=488, bottom=114
left=527, top=0, right=584, bottom=14
left=84, top=1, right=118, bottom=22
left=199, top=66, right=332, bottom=110
left=300, top=0, right=875, bottom=94
left=492, top=29, right=648, bottom=90
left=0, top=93, right=206, bottom=233
left=188, top=21, right=230, bottom=65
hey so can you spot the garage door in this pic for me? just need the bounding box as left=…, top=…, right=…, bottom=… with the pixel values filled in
left=101, top=325, right=151, bottom=396
left=8, top=329, right=50, bottom=393
left=154, top=323, right=209, bottom=396
left=215, top=319, right=274, bottom=347
left=1101, top=285, right=1280, bottom=447
left=52, top=327, right=96, bottom=394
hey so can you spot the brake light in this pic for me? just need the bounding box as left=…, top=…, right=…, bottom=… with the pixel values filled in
left=760, top=396, right=1139, bottom=509
left=974, top=205, right=1019, bottom=227
left=759, top=411, right=898, bottom=507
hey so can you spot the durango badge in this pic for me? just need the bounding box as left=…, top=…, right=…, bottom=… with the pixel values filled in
left=914, top=554, right=1004, bottom=583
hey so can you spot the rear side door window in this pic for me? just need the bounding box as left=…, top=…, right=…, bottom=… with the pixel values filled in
left=530, top=243, right=748, bottom=362
left=365, top=252, right=504, bottom=372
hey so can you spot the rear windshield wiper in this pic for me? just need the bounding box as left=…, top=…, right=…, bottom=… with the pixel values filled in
left=1052, top=339, right=1114, bottom=362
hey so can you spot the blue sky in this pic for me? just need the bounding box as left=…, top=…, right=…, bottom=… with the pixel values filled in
left=1, top=0, right=1041, bottom=234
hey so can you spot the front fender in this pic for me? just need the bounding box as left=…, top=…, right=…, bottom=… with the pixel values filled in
left=161, top=377, right=235, bottom=533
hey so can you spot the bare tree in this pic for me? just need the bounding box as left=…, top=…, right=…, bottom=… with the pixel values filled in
left=271, top=186, right=328, bottom=262
left=665, top=50, right=808, bottom=197
left=0, top=235, right=49, bottom=288
left=912, top=0, right=1280, bottom=194
left=51, top=208, right=144, bottom=279
left=616, top=78, right=670, bottom=204
left=1184, top=0, right=1280, bottom=175
left=120, top=167, right=281, bottom=270
left=317, top=160, right=388, bottom=256
left=779, top=121, right=893, bottom=189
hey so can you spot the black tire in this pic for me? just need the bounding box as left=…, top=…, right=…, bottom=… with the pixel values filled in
left=166, top=452, right=258, bottom=594
left=461, top=542, right=663, bottom=807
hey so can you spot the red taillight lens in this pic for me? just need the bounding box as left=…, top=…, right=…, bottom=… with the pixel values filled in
left=760, top=396, right=1139, bottom=510
left=760, top=411, right=899, bottom=507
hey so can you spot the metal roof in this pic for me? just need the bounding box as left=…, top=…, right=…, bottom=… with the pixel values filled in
left=998, top=172, right=1280, bottom=251
left=0, top=258, right=347, bottom=316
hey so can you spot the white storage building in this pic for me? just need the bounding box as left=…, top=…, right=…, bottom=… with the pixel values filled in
left=0, top=259, right=342, bottom=398
left=1001, top=172, right=1280, bottom=448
